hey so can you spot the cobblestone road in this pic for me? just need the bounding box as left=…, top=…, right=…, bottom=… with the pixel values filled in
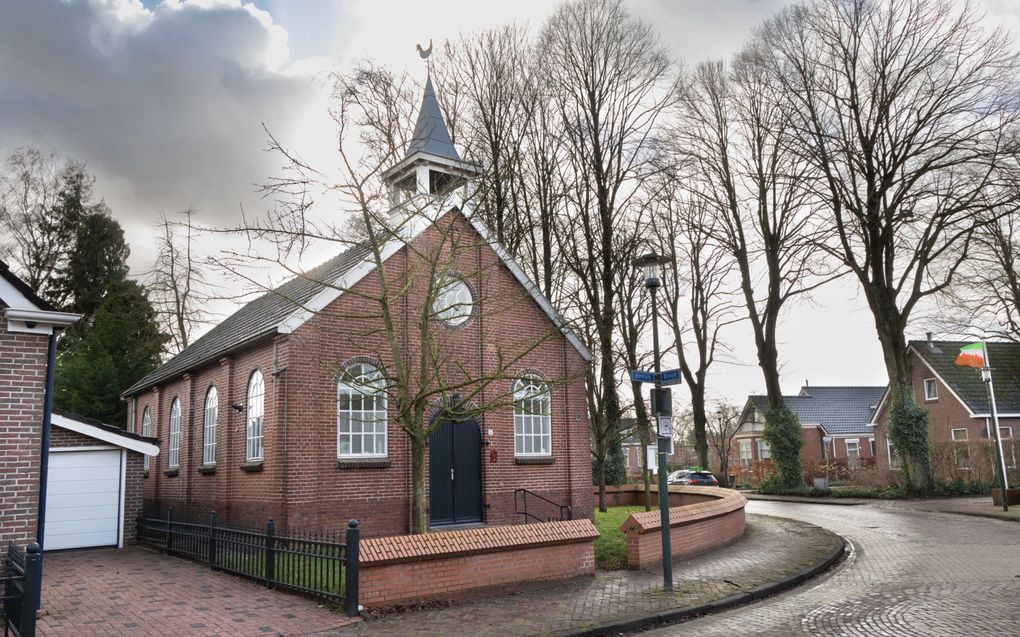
left=641, top=502, right=1020, bottom=636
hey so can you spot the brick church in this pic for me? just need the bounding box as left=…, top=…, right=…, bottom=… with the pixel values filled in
left=123, top=77, right=595, bottom=536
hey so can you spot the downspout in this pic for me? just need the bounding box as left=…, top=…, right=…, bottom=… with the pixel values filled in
left=36, top=327, right=60, bottom=609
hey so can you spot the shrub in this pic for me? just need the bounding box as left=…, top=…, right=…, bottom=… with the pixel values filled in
left=887, top=387, right=935, bottom=495
left=763, top=406, right=805, bottom=489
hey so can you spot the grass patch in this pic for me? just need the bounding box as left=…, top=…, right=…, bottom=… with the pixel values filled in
left=594, top=506, right=645, bottom=570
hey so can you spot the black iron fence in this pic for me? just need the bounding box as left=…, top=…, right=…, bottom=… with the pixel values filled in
left=514, top=489, right=572, bottom=524
left=2, top=542, right=40, bottom=637
left=137, top=511, right=360, bottom=617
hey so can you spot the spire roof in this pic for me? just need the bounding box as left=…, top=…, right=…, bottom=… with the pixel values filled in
left=406, top=76, right=459, bottom=161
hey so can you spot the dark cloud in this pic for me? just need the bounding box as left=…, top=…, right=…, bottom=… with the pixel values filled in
left=0, top=0, right=325, bottom=258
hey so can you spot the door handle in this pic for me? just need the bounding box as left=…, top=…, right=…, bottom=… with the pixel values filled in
left=451, top=468, right=455, bottom=481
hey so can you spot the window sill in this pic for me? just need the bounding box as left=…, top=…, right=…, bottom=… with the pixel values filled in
left=515, top=456, right=555, bottom=465
left=198, top=465, right=216, bottom=475
left=240, top=460, right=264, bottom=473
left=163, top=468, right=179, bottom=478
left=336, top=457, right=391, bottom=469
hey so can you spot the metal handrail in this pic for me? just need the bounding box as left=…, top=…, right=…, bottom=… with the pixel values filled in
left=514, top=489, right=572, bottom=524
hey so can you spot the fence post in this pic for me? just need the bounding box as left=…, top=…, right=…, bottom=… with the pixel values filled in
left=20, top=543, right=41, bottom=637
left=208, top=511, right=217, bottom=569
left=265, top=518, right=275, bottom=590
left=344, top=519, right=360, bottom=618
left=165, top=508, right=173, bottom=554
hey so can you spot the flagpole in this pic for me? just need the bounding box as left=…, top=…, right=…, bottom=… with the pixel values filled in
left=982, top=342, right=1009, bottom=512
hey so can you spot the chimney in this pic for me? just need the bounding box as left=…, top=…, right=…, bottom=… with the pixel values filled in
left=926, top=332, right=933, bottom=349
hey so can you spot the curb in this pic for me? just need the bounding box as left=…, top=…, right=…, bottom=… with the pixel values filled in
left=554, top=531, right=848, bottom=637
left=911, top=507, right=1019, bottom=524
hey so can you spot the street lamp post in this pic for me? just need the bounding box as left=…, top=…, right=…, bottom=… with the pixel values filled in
left=633, top=251, right=673, bottom=592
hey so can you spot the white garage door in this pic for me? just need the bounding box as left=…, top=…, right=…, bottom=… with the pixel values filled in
left=45, top=450, right=122, bottom=550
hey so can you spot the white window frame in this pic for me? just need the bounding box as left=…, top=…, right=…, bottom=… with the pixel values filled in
left=757, top=439, right=771, bottom=461
left=337, top=363, right=388, bottom=458
left=738, top=439, right=753, bottom=469
left=923, top=378, right=938, bottom=401
left=869, top=438, right=876, bottom=457
left=845, top=438, right=861, bottom=468
left=142, top=407, right=152, bottom=471
left=167, top=398, right=181, bottom=468
left=514, top=376, right=552, bottom=457
left=203, top=386, right=218, bottom=465
left=951, top=427, right=969, bottom=469
left=246, top=370, right=265, bottom=461
left=432, top=276, right=474, bottom=326
left=887, top=438, right=901, bottom=470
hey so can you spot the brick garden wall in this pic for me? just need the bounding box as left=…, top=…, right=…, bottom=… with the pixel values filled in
left=357, top=519, right=599, bottom=607
left=0, top=301, right=48, bottom=546
left=616, top=486, right=747, bottom=570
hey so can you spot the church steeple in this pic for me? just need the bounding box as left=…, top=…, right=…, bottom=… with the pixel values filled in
left=383, top=61, right=480, bottom=208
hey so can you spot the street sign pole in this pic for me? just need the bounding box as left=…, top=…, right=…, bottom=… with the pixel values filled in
left=649, top=284, right=673, bottom=591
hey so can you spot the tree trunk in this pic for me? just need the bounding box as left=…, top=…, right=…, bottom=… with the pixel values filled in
left=597, top=456, right=607, bottom=513
left=690, top=384, right=709, bottom=469
left=410, top=434, right=428, bottom=534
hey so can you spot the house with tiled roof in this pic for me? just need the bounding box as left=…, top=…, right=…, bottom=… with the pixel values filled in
left=122, top=77, right=595, bottom=537
left=728, top=385, right=886, bottom=484
left=871, top=337, right=1019, bottom=483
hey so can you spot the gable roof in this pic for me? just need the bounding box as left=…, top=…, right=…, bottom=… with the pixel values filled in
left=744, top=386, right=886, bottom=435
left=910, top=340, right=1020, bottom=415
left=52, top=411, right=160, bottom=456
left=124, top=207, right=590, bottom=397
left=0, top=259, right=58, bottom=311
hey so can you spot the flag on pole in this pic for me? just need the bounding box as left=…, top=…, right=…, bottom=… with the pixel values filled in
left=954, top=342, right=985, bottom=368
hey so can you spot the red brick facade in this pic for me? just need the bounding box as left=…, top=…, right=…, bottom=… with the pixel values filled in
left=0, top=300, right=48, bottom=545
left=131, top=212, right=594, bottom=536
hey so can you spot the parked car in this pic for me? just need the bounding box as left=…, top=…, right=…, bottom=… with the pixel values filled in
left=667, top=469, right=719, bottom=486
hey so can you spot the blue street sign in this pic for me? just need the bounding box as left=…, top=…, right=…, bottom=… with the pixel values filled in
left=630, top=370, right=655, bottom=383
left=659, top=368, right=681, bottom=385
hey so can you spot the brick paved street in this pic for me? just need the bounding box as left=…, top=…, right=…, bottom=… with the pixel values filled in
left=311, top=513, right=840, bottom=637
left=39, top=546, right=358, bottom=636
left=642, top=501, right=1020, bottom=636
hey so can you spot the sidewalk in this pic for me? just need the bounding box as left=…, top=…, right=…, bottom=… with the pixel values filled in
left=867, top=496, right=1020, bottom=522
left=309, top=514, right=844, bottom=637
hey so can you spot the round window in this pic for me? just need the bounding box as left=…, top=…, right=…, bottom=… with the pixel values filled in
left=433, top=277, right=473, bottom=326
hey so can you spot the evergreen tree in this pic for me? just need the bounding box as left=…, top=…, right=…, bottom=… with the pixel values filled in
left=55, top=280, right=167, bottom=426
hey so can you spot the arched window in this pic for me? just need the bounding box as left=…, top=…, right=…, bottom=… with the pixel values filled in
left=337, top=363, right=387, bottom=457
left=203, top=386, right=218, bottom=465
left=246, top=370, right=265, bottom=461
left=514, top=377, right=551, bottom=456
left=168, top=398, right=182, bottom=468
left=142, top=407, right=152, bottom=471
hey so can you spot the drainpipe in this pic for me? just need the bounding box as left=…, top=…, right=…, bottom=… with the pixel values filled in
left=36, top=327, right=61, bottom=610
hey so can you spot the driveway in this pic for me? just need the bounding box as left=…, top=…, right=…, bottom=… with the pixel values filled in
left=38, top=546, right=358, bottom=636
left=640, top=501, right=1020, bottom=636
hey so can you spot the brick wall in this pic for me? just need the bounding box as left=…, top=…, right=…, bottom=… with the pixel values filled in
left=357, top=519, right=598, bottom=607
left=0, top=301, right=48, bottom=546
left=132, top=210, right=594, bottom=537
left=617, top=486, right=747, bottom=570
left=49, top=424, right=146, bottom=544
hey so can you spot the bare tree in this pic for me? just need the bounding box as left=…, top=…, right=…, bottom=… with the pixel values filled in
left=705, top=402, right=741, bottom=487
left=540, top=0, right=674, bottom=511
left=763, top=0, right=1020, bottom=493
left=146, top=208, right=211, bottom=355
left=676, top=50, right=831, bottom=488
left=0, top=146, right=65, bottom=295
left=653, top=187, right=741, bottom=470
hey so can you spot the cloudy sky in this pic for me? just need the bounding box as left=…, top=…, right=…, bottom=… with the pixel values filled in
left=2, top=0, right=1017, bottom=405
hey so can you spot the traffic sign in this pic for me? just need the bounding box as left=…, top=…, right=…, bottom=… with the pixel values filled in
left=659, top=368, right=681, bottom=385
left=630, top=370, right=655, bottom=383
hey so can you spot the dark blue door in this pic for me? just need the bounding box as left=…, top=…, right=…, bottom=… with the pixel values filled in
left=429, top=419, right=482, bottom=526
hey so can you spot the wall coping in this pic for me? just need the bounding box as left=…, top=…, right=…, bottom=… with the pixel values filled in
left=360, top=519, right=599, bottom=567
left=619, top=487, right=748, bottom=534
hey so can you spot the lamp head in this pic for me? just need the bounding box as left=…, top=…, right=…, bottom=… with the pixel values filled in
left=632, top=251, right=669, bottom=289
